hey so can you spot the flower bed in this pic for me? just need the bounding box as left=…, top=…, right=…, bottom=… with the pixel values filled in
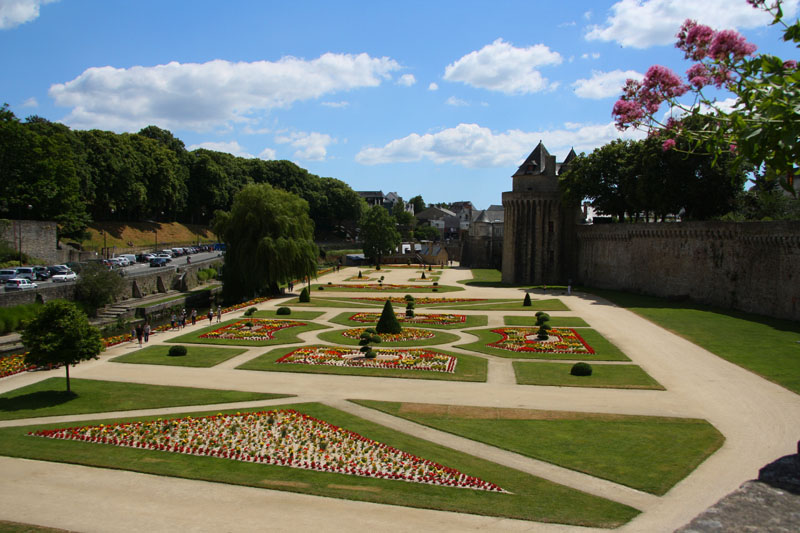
left=0, top=353, right=34, bottom=378
left=200, top=319, right=306, bottom=341
left=277, top=346, right=457, bottom=373
left=354, top=297, right=485, bottom=304
left=30, top=409, right=505, bottom=492
left=349, top=312, right=466, bottom=326
left=488, top=328, right=594, bottom=354
left=322, top=284, right=432, bottom=291
left=341, top=327, right=435, bottom=342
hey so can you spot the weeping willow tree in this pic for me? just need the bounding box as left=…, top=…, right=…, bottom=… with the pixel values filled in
left=213, top=183, right=318, bottom=302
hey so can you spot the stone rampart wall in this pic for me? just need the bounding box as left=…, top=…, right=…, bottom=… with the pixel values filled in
left=575, top=221, right=800, bottom=320
left=0, top=220, right=59, bottom=264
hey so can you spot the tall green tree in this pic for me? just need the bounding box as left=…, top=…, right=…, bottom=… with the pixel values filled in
left=74, top=262, right=128, bottom=317
left=22, top=300, right=103, bottom=393
left=213, top=183, right=318, bottom=302
left=409, top=195, right=426, bottom=214
left=360, top=205, right=401, bottom=265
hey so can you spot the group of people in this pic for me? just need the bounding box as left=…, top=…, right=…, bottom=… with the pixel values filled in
left=132, top=304, right=223, bottom=348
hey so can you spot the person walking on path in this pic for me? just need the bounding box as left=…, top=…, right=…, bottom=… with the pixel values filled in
left=143, top=322, right=151, bottom=343
left=171, top=313, right=177, bottom=330
left=135, top=324, right=144, bottom=348
left=191, top=309, right=197, bottom=326
left=216, top=305, right=222, bottom=323
left=207, top=309, right=213, bottom=323
left=180, top=309, right=187, bottom=329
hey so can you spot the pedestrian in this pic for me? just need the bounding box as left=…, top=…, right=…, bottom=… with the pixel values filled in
left=130, top=324, right=136, bottom=342
left=187, top=256, right=191, bottom=265
left=191, top=308, right=197, bottom=326
left=181, top=309, right=187, bottom=328
left=216, top=305, right=222, bottom=322
left=289, top=280, right=294, bottom=292
left=143, top=322, right=151, bottom=343
left=135, top=324, right=144, bottom=347
left=207, top=309, right=213, bottom=323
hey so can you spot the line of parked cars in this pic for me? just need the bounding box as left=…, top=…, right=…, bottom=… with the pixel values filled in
left=0, top=264, right=77, bottom=291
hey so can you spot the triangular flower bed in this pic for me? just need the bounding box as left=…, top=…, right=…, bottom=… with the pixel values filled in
left=30, top=409, right=505, bottom=492
left=277, top=346, right=457, bottom=373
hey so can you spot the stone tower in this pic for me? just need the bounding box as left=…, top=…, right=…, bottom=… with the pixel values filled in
left=501, top=141, right=578, bottom=284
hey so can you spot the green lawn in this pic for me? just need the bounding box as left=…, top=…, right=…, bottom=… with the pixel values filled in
left=328, top=311, right=488, bottom=329
left=504, top=316, right=590, bottom=327
left=0, top=402, right=638, bottom=527
left=460, top=269, right=570, bottom=291
left=284, top=297, right=384, bottom=308
left=313, top=284, right=464, bottom=293
left=589, top=289, right=800, bottom=395
left=353, top=400, right=723, bottom=496
left=283, top=297, right=569, bottom=311
left=513, top=362, right=664, bottom=390
left=110, top=345, right=247, bottom=368
left=238, top=345, right=488, bottom=382
left=457, top=328, right=630, bottom=361
left=317, top=328, right=460, bottom=347
left=251, top=310, right=325, bottom=319
left=0, top=378, right=288, bottom=421
left=166, top=318, right=330, bottom=346
left=0, top=520, right=68, bottom=533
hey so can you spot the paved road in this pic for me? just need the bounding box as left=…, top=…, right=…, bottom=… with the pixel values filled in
left=1, top=266, right=798, bottom=532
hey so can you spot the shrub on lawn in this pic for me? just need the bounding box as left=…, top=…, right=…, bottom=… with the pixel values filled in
left=421, top=271, right=426, bottom=280
left=376, top=300, right=402, bottom=334
left=523, top=293, right=532, bottom=307
left=276, top=307, right=291, bottom=315
left=168, top=345, right=188, bottom=357
left=571, top=362, right=593, bottom=376
left=535, top=312, right=551, bottom=326
left=244, top=307, right=257, bottom=317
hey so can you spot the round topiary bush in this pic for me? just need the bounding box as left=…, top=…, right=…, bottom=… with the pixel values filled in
left=244, top=307, right=257, bottom=317
left=318, top=286, right=325, bottom=290
left=168, top=345, right=188, bottom=357
left=571, top=362, right=593, bottom=376
left=276, top=307, right=291, bottom=315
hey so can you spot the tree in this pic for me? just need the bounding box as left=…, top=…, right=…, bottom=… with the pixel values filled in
left=409, top=195, right=426, bottom=214
left=613, top=0, right=799, bottom=193
left=74, top=262, right=127, bottom=316
left=360, top=205, right=401, bottom=266
left=414, top=224, right=440, bottom=242
left=213, top=183, right=318, bottom=302
left=393, top=208, right=416, bottom=239
left=22, top=300, right=103, bottom=393
left=376, top=299, right=402, bottom=334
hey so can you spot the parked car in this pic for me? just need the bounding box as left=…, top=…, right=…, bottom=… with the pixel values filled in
left=5, top=278, right=38, bottom=291
left=107, top=258, right=126, bottom=268
left=156, top=253, right=172, bottom=262
left=160, top=249, right=174, bottom=257
left=32, top=266, right=51, bottom=280
left=149, top=257, right=169, bottom=267
left=0, top=269, right=18, bottom=282
left=51, top=270, right=77, bottom=283
left=13, top=267, right=36, bottom=281
left=47, top=265, right=70, bottom=276
left=118, top=254, right=137, bottom=265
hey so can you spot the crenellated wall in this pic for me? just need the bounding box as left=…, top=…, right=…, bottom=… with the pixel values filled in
left=574, top=221, right=800, bottom=320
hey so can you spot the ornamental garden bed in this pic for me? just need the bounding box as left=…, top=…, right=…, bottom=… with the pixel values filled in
left=238, top=345, right=487, bottom=382
left=329, top=311, right=488, bottom=330
left=512, top=362, right=664, bottom=390
left=318, top=327, right=459, bottom=347
left=110, top=345, right=248, bottom=368
left=352, top=400, right=724, bottom=496
left=167, top=318, right=329, bottom=347
left=504, top=316, right=590, bottom=327
left=0, top=378, right=288, bottom=421
left=457, top=328, right=629, bottom=360
left=0, top=402, right=639, bottom=527
left=311, top=283, right=464, bottom=293
left=251, top=310, right=325, bottom=320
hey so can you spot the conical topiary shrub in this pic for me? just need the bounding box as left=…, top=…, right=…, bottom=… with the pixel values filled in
left=376, top=299, right=402, bottom=334
left=523, top=293, right=532, bottom=306
left=299, top=287, right=310, bottom=303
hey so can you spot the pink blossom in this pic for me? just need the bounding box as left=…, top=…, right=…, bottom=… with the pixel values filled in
left=686, top=63, right=712, bottom=89
left=784, top=60, right=798, bottom=70
left=729, top=143, right=737, bottom=154
left=612, top=99, right=644, bottom=129
left=709, top=30, right=757, bottom=61
left=643, top=65, right=689, bottom=98
left=677, top=20, right=715, bottom=60
left=662, top=138, right=677, bottom=151
left=711, top=65, right=734, bottom=88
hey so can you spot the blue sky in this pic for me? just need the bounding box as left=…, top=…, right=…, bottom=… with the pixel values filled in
left=2, top=0, right=797, bottom=208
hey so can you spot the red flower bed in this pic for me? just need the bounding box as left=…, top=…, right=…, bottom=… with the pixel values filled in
left=488, top=328, right=595, bottom=354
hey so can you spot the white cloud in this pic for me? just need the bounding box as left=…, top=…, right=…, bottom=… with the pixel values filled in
left=0, top=0, right=57, bottom=30
left=258, top=147, right=277, bottom=160
left=443, top=38, right=562, bottom=94
left=48, top=53, right=402, bottom=132
left=584, top=10, right=593, bottom=21
left=397, top=74, right=416, bottom=86
left=21, top=96, right=38, bottom=107
left=321, top=100, right=350, bottom=108
left=581, top=52, right=600, bottom=60
left=355, top=122, right=644, bottom=168
left=188, top=141, right=254, bottom=158
left=586, top=0, right=799, bottom=48
left=572, top=69, right=642, bottom=99
left=428, top=82, right=439, bottom=91
left=275, top=131, right=335, bottom=161
left=445, top=96, right=468, bottom=107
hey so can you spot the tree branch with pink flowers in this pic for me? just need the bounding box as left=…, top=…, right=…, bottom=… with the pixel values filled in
left=612, top=0, right=799, bottom=193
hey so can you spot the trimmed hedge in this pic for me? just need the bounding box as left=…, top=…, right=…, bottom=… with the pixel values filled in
left=168, top=345, right=188, bottom=357
left=571, top=362, right=593, bottom=376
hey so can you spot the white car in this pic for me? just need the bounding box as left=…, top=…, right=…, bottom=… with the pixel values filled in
left=5, top=278, right=38, bottom=291
left=51, top=270, right=78, bottom=283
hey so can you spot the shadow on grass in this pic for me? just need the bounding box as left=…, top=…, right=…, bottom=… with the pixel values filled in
left=0, top=390, right=78, bottom=412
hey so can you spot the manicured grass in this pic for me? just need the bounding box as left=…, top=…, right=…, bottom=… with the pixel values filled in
left=513, top=362, right=664, bottom=390
left=238, top=345, right=488, bottom=382
left=353, top=400, right=723, bottom=496
left=285, top=297, right=383, bottom=308
left=317, top=328, right=460, bottom=347
left=328, top=311, right=488, bottom=330
left=166, top=318, right=330, bottom=346
left=460, top=269, right=571, bottom=291
left=251, top=310, right=325, bottom=319
left=110, top=345, right=247, bottom=368
left=312, top=284, right=464, bottom=293
left=145, top=286, right=216, bottom=306
left=589, top=289, right=800, bottom=395
left=0, top=521, right=69, bottom=533
left=0, top=378, right=288, bottom=421
left=504, top=315, right=590, bottom=327
left=0, top=403, right=638, bottom=527
left=434, top=299, right=570, bottom=311
left=457, top=328, right=630, bottom=361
